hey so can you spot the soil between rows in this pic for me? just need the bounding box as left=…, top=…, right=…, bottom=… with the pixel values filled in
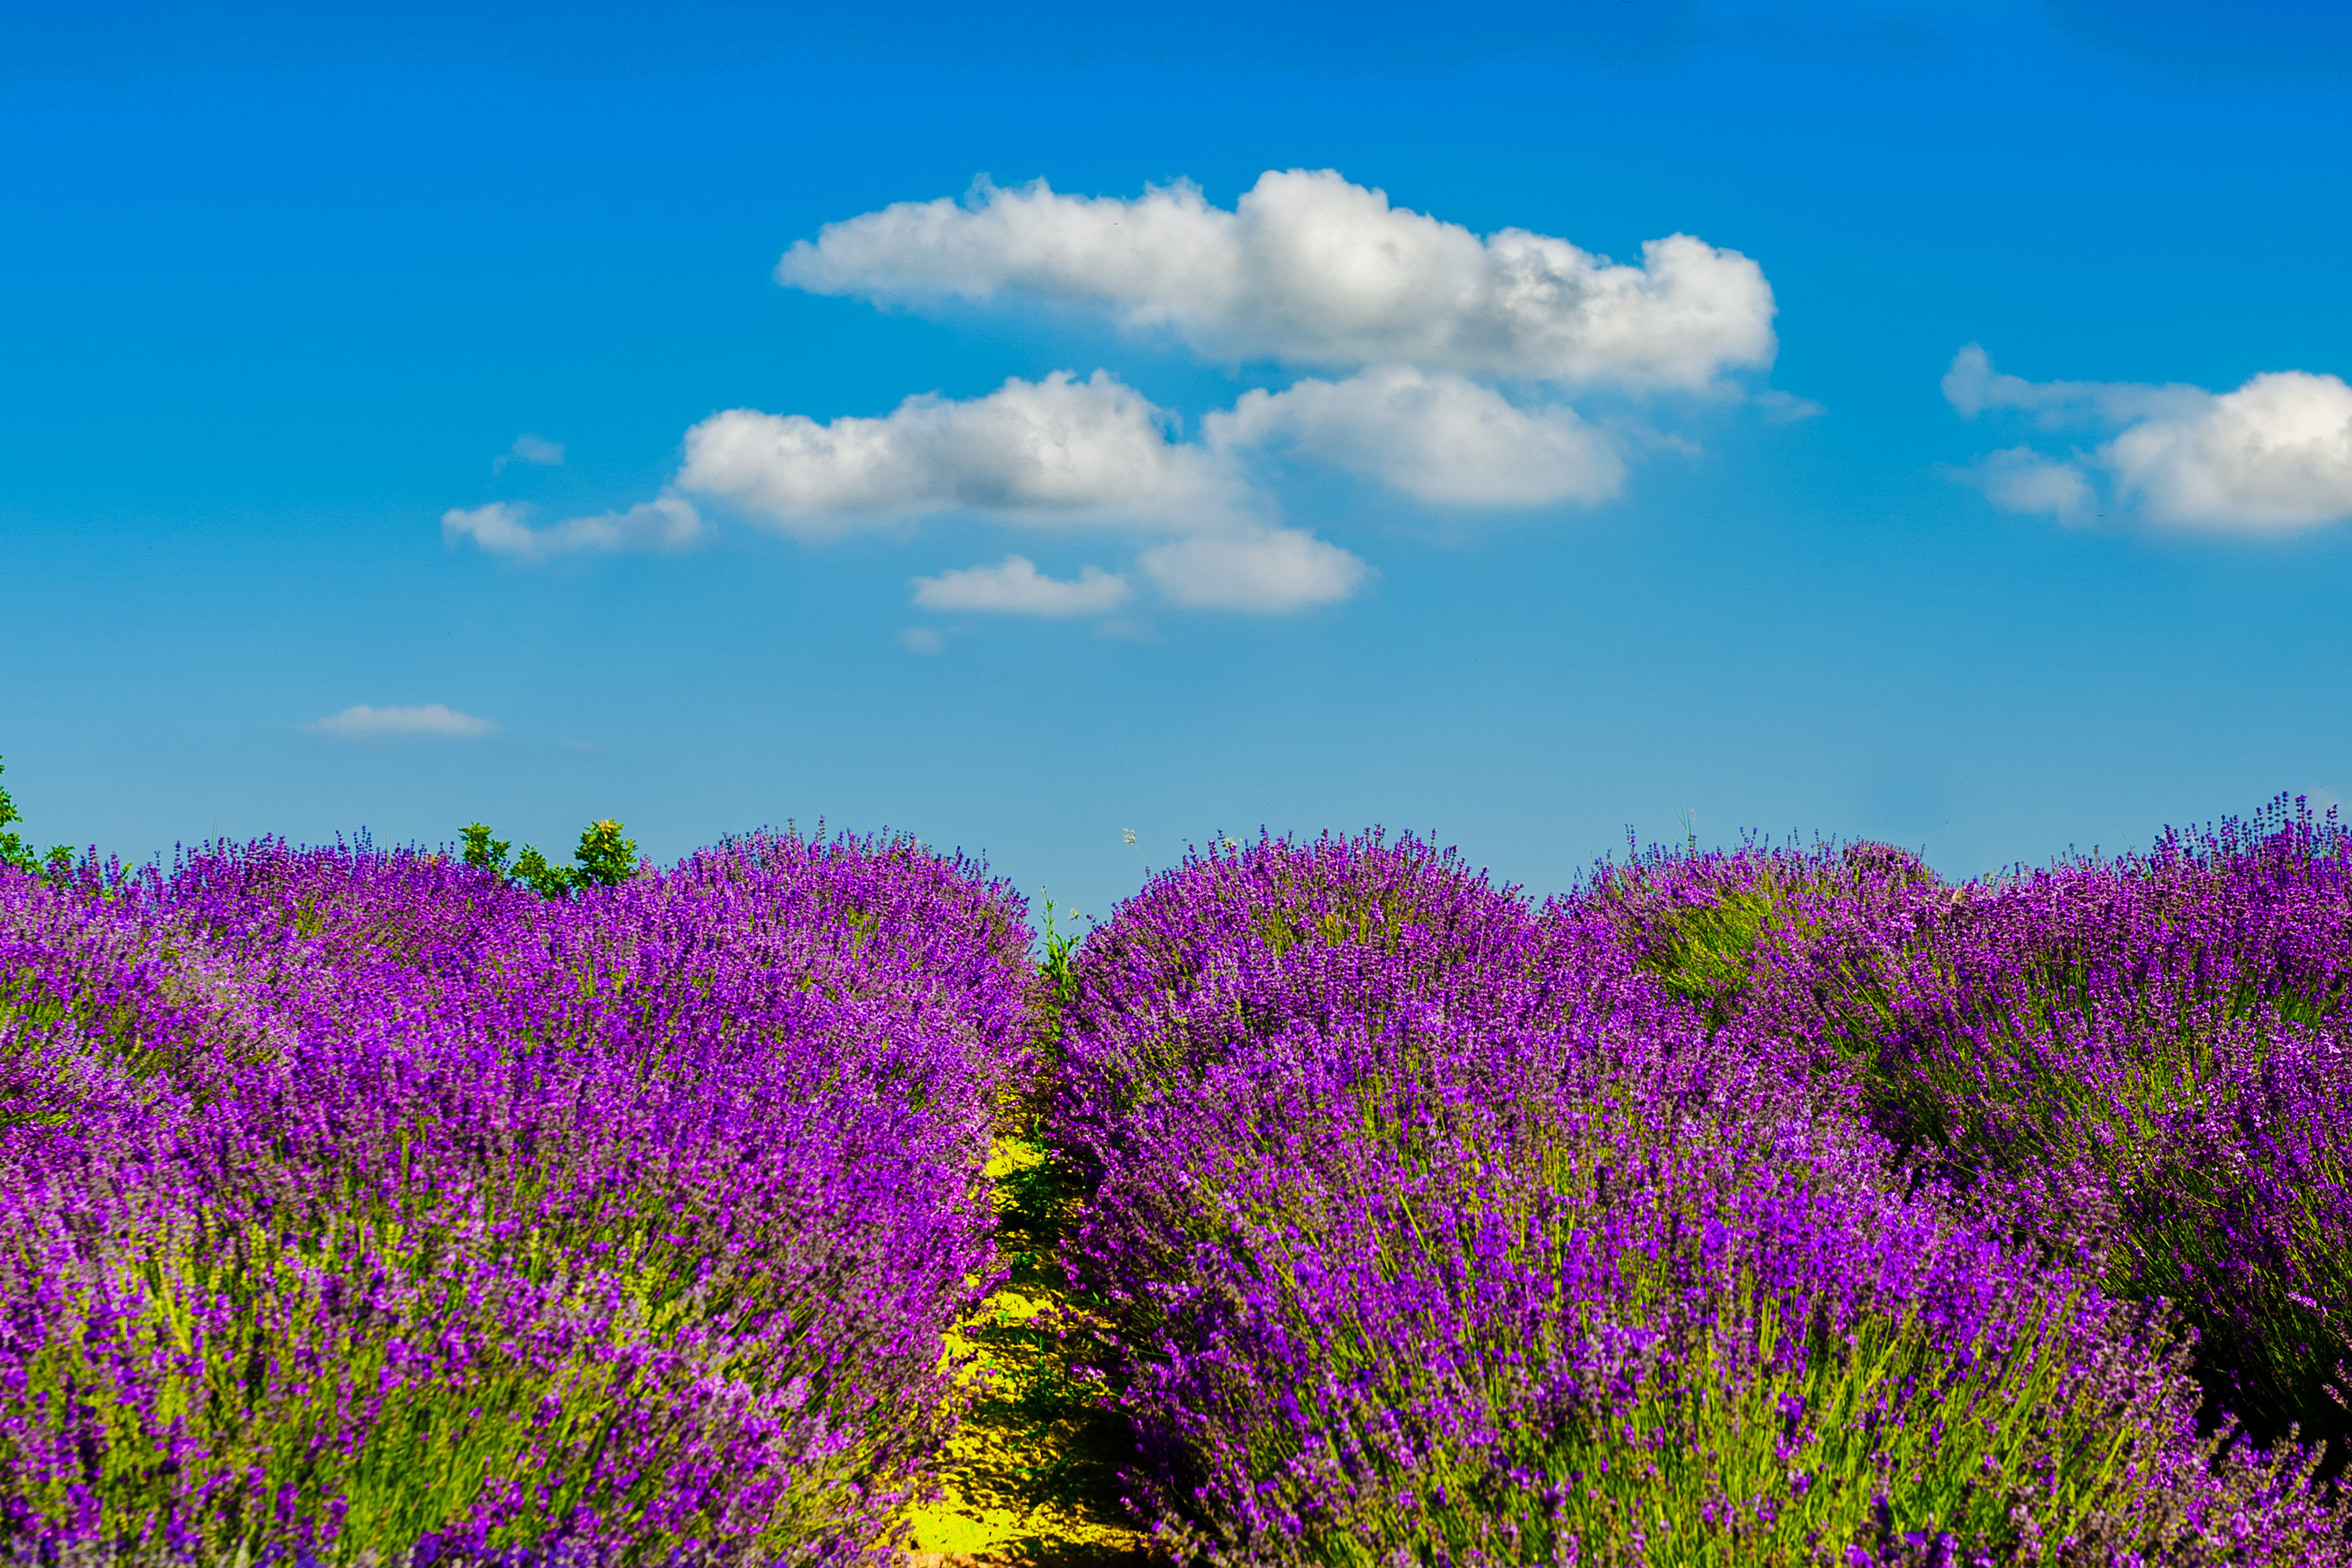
left=897, top=1139, right=1155, bottom=1567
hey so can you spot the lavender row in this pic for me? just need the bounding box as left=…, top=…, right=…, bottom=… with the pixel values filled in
left=1046, top=829, right=2351, bottom=1564
left=0, top=830, right=1033, bottom=1562
left=1615, top=799, right=2352, bottom=1464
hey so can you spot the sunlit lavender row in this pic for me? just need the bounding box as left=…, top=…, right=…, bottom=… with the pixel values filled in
left=1044, top=803, right=2352, bottom=1563
left=0, top=832, right=1032, bottom=1562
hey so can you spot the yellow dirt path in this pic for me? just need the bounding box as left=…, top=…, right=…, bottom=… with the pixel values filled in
left=897, top=1139, right=1152, bottom=1565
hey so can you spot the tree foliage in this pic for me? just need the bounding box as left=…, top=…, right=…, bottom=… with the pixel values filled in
left=465, top=817, right=640, bottom=897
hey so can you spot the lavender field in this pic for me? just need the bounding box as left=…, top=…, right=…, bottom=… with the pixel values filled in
left=6, top=801, right=2352, bottom=1565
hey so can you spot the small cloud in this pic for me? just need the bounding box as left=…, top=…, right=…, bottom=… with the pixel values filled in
left=1138, top=526, right=1370, bottom=612
left=1755, top=389, right=1826, bottom=423
left=492, top=433, right=567, bottom=473
left=1940, top=344, right=2203, bottom=428
left=911, top=556, right=1130, bottom=616
left=442, top=496, right=703, bottom=562
left=1942, top=344, right=2029, bottom=420
left=304, top=703, right=496, bottom=741
left=898, top=627, right=948, bottom=654
left=1959, top=447, right=2098, bottom=525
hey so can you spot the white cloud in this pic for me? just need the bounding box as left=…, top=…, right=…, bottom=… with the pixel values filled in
left=1967, top=446, right=2097, bottom=524
left=677, top=371, right=1239, bottom=538
left=1942, top=344, right=2203, bottom=427
left=439, top=173, right=1791, bottom=619
left=442, top=496, right=704, bottom=561
left=1206, top=366, right=1624, bottom=507
left=1137, top=527, right=1370, bottom=612
left=910, top=555, right=1130, bottom=616
left=1945, top=347, right=2352, bottom=533
left=492, top=433, right=566, bottom=472
left=777, top=170, right=1776, bottom=389
left=898, top=627, right=947, bottom=654
left=305, top=703, right=496, bottom=741
left=1755, top=389, right=1826, bottom=424
left=430, top=173, right=1801, bottom=620
left=2105, top=371, right=2352, bottom=531
left=437, top=375, right=1374, bottom=614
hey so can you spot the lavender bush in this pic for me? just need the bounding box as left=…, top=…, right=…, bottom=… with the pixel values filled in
left=1625, top=800, right=2352, bottom=1462
left=1046, top=831, right=2351, bottom=1564
left=0, top=829, right=1031, bottom=1563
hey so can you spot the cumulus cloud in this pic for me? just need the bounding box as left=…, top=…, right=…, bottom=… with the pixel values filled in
left=677, top=371, right=1238, bottom=537
left=1945, top=347, right=2352, bottom=532
left=2105, top=371, right=2352, bottom=530
left=910, top=555, right=1130, bottom=616
left=438, top=171, right=1795, bottom=618
left=1138, top=527, right=1370, bottom=612
left=1206, top=366, right=1624, bottom=506
left=443, top=496, right=704, bottom=561
left=898, top=627, right=947, bottom=654
left=778, top=170, right=1776, bottom=389
left=305, top=703, right=496, bottom=741
left=460, top=364, right=1608, bottom=612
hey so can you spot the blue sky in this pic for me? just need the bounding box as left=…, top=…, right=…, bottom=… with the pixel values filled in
left=5, top=0, right=2349, bottom=921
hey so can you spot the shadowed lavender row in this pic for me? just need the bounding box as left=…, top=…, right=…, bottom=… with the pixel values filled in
left=0, top=831, right=1032, bottom=1562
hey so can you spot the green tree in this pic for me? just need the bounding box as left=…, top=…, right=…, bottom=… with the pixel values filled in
left=463, top=818, right=639, bottom=897
left=460, top=823, right=512, bottom=873
left=0, top=755, right=66, bottom=876
left=570, top=819, right=639, bottom=888
left=511, top=844, right=573, bottom=898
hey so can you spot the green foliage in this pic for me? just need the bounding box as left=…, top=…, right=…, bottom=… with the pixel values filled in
left=460, top=822, right=512, bottom=874
left=911, top=899, right=1149, bottom=1556
left=466, top=819, right=642, bottom=899
left=0, top=753, right=67, bottom=876
left=511, top=844, right=571, bottom=898
left=1639, top=877, right=1790, bottom=1012
left=0, top=760, right=28, bottom=872
left=572, top=819, right=639, bottom=888
left=1036, top=895, right=1087, bottom=1054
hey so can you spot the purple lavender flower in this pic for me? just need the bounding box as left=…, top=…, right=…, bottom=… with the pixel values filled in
left=0, top=827, right=1031, bottom=1562
left=1046, top=828, right=2352, bottom=1564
